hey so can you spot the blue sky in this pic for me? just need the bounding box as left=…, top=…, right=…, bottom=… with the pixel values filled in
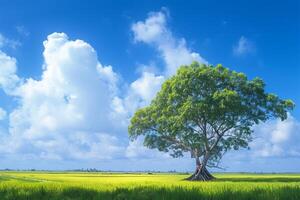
left=0, top=0, right=299, bottom=172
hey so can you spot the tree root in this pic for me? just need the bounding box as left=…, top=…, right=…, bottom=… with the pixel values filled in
left=185, top=166, right=215, bottom=181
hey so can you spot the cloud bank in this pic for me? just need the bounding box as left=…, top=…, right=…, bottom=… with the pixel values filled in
left=0, top=10, right=299, bottom=171
left=0, top=32, right=125, bottom=160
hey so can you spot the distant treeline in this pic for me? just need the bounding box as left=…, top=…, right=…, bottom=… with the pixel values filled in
left=0, top=168, right=189, bottom=174
left=0, top=169, right=299, bottom=174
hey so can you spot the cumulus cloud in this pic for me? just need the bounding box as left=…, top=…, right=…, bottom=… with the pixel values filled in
left=109, top=72, right=165, bottom=135
left=0, top=32, right=126, bottom=160
left=117, top=72, right=164, bottom=127
left=122, top=10, right=210, bottom=159
left=127, top=9, right=208, bottom=110
left=0, top=30, right=169, bottom=162
left=132, top=11, right=167, bottom=43
left=129, top=10, right=208, bottom=108
left=251, top=114, right=300, bottom=157
left=0, top=10, right=298, bottom=170
left=132, top=10, right=207, bottom=76
left=129, top=72, right=164, bottom=104
left=0, top=51, right=21, bottom=94
left=233, top=36, right=255, bottom=56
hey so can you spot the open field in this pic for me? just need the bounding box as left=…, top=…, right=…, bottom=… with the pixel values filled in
left=0, top=172, right=299, bottom=200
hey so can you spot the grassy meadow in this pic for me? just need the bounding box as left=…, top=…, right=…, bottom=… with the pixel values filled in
left=0, top=171, right=299, bottom=200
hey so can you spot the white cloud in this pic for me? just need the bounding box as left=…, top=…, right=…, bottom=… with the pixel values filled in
left=0, top=10, right=298, bottom=171
left=126, top=137, right=170, bottom=159
left=0, top=32, right=125, bottom=160
left=0, top=33, right=21, bottom=49
left=126, top=9, right=208, bottom=111
left=16, top=26, right=30, bottom=37
left=125, top=138, right=150, bottom=158
left=233, top=36, right=254, bottom=56
left=128, top=9, right=208, bottom=108
left=123, top=10, right=208, bottom=158
left=132, top=11, right=167, bottom=43
left=126, top=10, right=209, bottom=157
left=108, top=72, right=164, bottom=133
left=251, top=114, right=300, bottom=157
left=0, top=31, right=167, bottom=162
left=130, top=72, right=164, bottom=104
left=0, top=51, right=21, bottom=94
left=0, top=107, right=6, bottom=120
left=132, top=10, right=207, bottom=76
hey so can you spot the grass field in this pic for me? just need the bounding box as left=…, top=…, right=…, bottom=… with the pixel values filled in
left=0, top=171, right=299, bottom=200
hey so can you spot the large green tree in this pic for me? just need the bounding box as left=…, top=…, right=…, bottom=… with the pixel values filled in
left=128, top=62, right=294, bottom=181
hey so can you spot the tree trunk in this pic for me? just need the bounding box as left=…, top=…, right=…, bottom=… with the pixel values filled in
left=185, top=157, right=215, bottom=181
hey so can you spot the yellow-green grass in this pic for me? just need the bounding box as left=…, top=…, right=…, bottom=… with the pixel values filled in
left=0, top=171, right=299, bottom=200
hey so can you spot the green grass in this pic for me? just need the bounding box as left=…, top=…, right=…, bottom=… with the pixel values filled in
left=0, top=171, right=299, bottom=200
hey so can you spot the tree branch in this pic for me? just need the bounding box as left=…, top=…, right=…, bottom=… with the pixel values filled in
left=160, top=135, right=192, bottom=151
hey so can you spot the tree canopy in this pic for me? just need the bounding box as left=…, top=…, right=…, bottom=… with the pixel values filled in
left=128, top=62, right=294, bottom=180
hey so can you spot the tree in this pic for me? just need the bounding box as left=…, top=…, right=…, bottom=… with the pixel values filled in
left=128, top=62, right=295, bottom=181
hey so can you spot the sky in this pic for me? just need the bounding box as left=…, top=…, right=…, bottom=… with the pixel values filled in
left=0, top=0, right=299, bottom=172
